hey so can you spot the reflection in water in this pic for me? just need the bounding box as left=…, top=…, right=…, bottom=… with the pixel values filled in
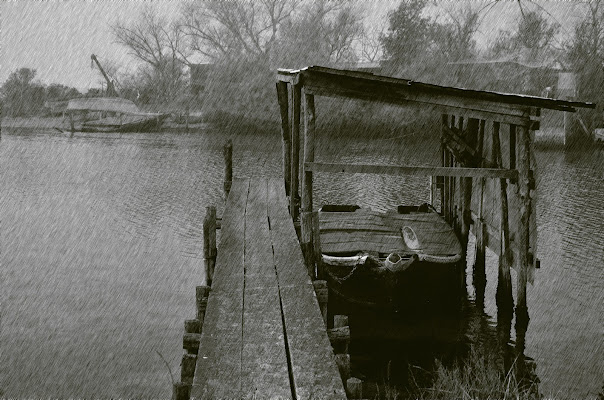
left=0, top=128, right=602, bottom=398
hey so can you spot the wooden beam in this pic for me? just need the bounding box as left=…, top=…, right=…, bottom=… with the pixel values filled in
left=304, top=84, right=540, bottom=128
left=305, top=162, right=518, bottom=180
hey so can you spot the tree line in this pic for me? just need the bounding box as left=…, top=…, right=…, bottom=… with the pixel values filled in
left=2, top=1, right=603, bottom=127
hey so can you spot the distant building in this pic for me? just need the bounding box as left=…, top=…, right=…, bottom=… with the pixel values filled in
left=448, top=50, right=566, bottom=97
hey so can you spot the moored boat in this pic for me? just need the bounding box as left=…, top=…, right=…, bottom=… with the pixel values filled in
left=319, top=203, right=463, bottom=312
left=62, top=97, right=169, bottom=133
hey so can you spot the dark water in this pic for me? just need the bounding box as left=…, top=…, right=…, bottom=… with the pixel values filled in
left=1, top=127, right=602, bottom=398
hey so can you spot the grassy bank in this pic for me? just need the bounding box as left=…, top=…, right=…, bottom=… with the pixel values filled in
left=381, top=347, right=540, bottom=400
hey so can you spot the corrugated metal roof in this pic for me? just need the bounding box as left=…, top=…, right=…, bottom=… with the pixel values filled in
left=277, top=66, right=595, bottom=112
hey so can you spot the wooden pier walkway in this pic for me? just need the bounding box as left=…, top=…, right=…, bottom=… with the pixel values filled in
left=190, top=177, right=346, bottom=400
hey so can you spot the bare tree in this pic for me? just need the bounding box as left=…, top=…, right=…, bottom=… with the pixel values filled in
left=567, top=0, right=604, bottom=128
left=276, top=1, right=363, bottom=67
left=181, top=0, right=301, bottom=61
left=112, top=6, right=190, bottom=104
left=436, top=5, right=480, bottom=61
left=359, top=26, right=384, bottom=63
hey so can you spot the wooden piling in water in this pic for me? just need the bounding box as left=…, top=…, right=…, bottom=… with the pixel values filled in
left=172, top=382, right=191, bottom=400
left=313, top=280, right=328, bottom=326
left=516, top=124, right=531, bottom=325
left=196, top=285, right=210, bottom=320
left=329, top=315, right=350, bottom=354
left=346, top=377, right=363, bottom=399
left=223, top=140, right=233, bottom=198
left=203, top=207, right=217, bottom=286
left=183, top=332, right=201, bottom=354
left=493, top=122, right=514, bottom=316
left=181, top=353, right=197, bottom=385
left=184, top=319, right=201, bottom=334
left=474, top=120, right=487, bottom=305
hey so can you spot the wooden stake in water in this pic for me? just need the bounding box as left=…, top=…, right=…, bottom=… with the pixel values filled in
left=223, top=140, right=233, bottom=198
left=203, top=207, right=216, bottom=286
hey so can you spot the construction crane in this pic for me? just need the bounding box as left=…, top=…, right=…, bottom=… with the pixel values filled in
left=91, top=54, right=119, bottom=97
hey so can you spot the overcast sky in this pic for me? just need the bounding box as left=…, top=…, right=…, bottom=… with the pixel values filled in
left=0, top=1, right=590, bottom=92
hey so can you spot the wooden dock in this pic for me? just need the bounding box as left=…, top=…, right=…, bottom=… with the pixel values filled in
left=188, top=177, right=346, bottom=400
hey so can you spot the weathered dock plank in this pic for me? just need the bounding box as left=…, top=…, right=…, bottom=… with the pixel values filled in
left=191, top=178, right=346, bottom=400
left=268, top=178, right=347, bottom=400
left=192, top=179, right=248, bottom=399
left=241, top=180, right=291, bottom=398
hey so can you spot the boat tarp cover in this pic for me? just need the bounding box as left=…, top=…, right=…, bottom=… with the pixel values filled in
left=320, top=209, right=462, bottom=256
left=66, top=97, right=141, bottom=114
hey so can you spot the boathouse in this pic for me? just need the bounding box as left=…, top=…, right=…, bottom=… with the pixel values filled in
left=276, top=66, right=594, bottom=322
left=172, top=66, right=594, bottom=400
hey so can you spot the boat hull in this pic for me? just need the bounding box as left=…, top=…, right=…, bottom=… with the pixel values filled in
left=79, top=114, right=169, bottom=133
left=324, top=257, right=463, bottom=314
left=319, top=204, right=464, bottom=314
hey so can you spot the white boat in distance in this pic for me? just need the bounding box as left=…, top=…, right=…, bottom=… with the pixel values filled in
left=63, top=97, right=169, bottom=133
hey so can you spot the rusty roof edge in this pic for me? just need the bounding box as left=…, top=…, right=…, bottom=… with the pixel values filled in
left=279, top=66, right=595, bottom=112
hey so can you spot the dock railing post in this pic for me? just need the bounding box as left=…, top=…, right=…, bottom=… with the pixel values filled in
left=223, top=140, right=233, bottom=198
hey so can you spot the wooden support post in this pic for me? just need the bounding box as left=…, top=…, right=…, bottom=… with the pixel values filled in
left=474, top=120, right=487, bottom=306
left=313, top=280, right=328, bottom=326
left=509, top=124, right=517, bottom=184
left=184, top=319, right=201, bottom=334
left=441, top=114, right=449, bottom=219
left=346, top=377, right=363, bottom=399
left=302, top=91, right=316, bottom=214
left=335, top=354, right=351, bottom=382
left=196, top=285, right=210, bottom=321
left=515, top=124, right=531, bottom=326
left=69, top=112, right=75, bottom=133
left=311, top=211, right=323, bottom=279
left=203, top=207, right=217, bottom=286
left=333, top=314, right=348, bottom=328
left=172, top=382, right=191, bottom=400
left=183, top=332, right=201, bottom=354
left=329, top=314, right=350, bottom=354
left=290, top=83, right=302, bottom=221
left=328, top=326, right=351, bottom=354
left=276, top=82, right=291, bottom=195
left=493, top=122, right=514, bottom=316
left=223, top=140, right=233, bottom=198
left=300, top=211, right=315, bottom=279
left=181, top=353, right=197, bottom=385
